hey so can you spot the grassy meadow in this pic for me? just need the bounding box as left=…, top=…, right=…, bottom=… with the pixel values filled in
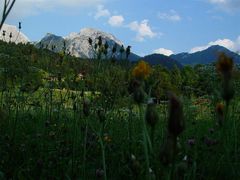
left=0, top=40, right=240, bottom=180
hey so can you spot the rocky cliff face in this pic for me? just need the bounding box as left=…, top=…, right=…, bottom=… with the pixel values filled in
left=36, top=27, right=140, bottom=61
left=65, top=28, right=123, bottom=58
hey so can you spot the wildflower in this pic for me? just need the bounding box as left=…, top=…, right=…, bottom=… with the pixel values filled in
left=168, top=94, right=184, bottom=137
left=216, top=53, right=234, bottom=103
left=216, top=53, right=233, bottom=77
left=132, top=60, right=151, bottom=80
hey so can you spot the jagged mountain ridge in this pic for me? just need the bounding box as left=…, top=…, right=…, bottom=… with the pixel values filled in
left=35, top=33, right=65, bottom=53
left=36, top=28, right=140, bottom=61
left=2, top=24, right=240, bottom=67
left=0, top=24, right=29, bottom=44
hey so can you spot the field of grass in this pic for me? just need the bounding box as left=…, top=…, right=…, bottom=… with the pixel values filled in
left=0, top=41, right=240, bottom=179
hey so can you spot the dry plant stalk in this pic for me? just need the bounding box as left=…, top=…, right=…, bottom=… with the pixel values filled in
left=0, top=0, right=16, bottom=30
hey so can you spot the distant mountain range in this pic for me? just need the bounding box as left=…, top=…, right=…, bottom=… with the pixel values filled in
left=1, top=24, right=240, bottom=67
left=171, top=45, right=240, bottom=65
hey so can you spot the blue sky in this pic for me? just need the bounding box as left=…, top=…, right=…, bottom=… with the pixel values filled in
left=4, top=0, right=240, bottom=56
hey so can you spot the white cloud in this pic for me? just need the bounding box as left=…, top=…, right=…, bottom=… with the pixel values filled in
left=208, top=0, right=240, bottom=12
left=153, top=48, right=174, bottom=56
left=108, top=15, right=124, bottom=27
left=158, top=10, right=181, bottom=22
left=4, top=0, right=105, bottom=18
left=94, top=5, right=110, bottom=19
left=190, top=37, right=240, bottom=53
left=128, top=20, right=157, bottom=42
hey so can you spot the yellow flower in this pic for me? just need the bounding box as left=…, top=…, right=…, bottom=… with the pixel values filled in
left=132, top=60, right=151, bottom=79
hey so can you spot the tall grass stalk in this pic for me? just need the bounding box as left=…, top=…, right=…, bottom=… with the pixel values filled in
left=138, top=104, right=151, bottom=179
left=83, top=117, right=88, bottom=179
left=99, top=122, right=107, bottom=180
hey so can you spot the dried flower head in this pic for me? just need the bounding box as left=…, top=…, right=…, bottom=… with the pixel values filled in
left=132, top=60, right=151, bottom=80
left=168, top=94, right=184, bottom=137
left=216, top=53, right=235, bottom=103
left=216, top=53, right=233, bottom=76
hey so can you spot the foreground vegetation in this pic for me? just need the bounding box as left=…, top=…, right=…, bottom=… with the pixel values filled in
left=0, top=41, right=240, bottom=179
